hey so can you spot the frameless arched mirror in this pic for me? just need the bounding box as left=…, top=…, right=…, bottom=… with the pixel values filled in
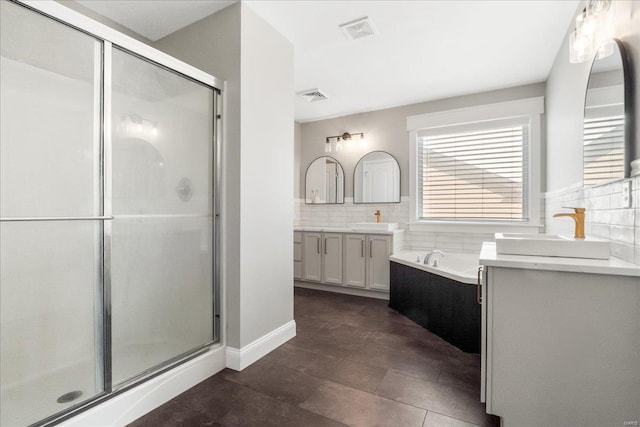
left=583, top=39, right=633, bottom=187
left=305, top=156, right=344, bottom=204
left=354, top=151, right=400, bottom=203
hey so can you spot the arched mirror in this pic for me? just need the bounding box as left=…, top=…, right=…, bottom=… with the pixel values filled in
left=583, top=39, right=634, bottom=187
left=305, top=156, right=344, bottom=204
left=353, top=151, right=400, bottom=203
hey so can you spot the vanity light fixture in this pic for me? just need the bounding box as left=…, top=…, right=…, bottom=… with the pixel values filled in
left=569, top=0, right=614, bottom=63
left=326, top=132, right=365, bottom=152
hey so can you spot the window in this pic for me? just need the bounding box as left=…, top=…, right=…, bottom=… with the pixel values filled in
left=417, top=118, right=529, bottom=221
left=408, top=97, right=543, bottom=227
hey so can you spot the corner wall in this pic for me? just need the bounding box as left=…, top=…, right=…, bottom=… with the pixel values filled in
left=545, top=1, right=640, bottom=263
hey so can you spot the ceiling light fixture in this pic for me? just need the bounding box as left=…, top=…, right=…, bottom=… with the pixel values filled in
left=569, top=0, right=614, bottom=63
left=325, top=132, right=365, bottom=153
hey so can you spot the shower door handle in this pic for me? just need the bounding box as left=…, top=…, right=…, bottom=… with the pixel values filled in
left=0, top=215, right=114, bottom=222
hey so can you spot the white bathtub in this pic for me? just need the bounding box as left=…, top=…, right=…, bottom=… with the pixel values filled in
left=390, top=250, right=480, bottom=284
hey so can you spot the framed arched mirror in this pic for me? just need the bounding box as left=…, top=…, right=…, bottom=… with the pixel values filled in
left=583, top=39, right=634, bottom=186
left=305, top=156, right=345, bottom=204
left=353, top=151, right=401, bottom=203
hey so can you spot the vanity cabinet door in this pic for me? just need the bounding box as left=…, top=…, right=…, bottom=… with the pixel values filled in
left=293, top=232, right=302, bottom=280
left=322, top=233, right=343, bottom=285
left=303, top=232, right=322, bottom=282
left=367, top=235, right=391, bottom=291
left=344, top=234, right=366, bottom=288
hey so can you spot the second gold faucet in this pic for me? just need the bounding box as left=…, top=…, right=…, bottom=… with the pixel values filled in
left=374, top=210, right=381, bottom=223
left=553, top=207, right=585, bottom=239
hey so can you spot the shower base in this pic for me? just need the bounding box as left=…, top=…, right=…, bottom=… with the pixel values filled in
left=1, top=360, right=96, bottom=427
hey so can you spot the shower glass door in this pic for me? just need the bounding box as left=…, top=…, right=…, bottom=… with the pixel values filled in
left=110, top=47, right=215, bottom=386
left=0, top=2, right=104, bottom=425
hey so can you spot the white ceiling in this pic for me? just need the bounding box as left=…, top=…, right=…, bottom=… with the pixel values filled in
left=78, top=0, right=579, bottom=123
left=76, top=0, right=235, bottom=41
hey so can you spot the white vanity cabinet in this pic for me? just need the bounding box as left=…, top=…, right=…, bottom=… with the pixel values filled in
left=479, top=242, right=640, bottom=427
left=322, top=233, right=343, bottom=285
left=367, top=234, right=391, bottom=290
left=293, top=231, right=302, bottom=280
left=344, top=234, right=366, bottom=287
left=301, top=231, right=343, bottom=284
left=344, top=234, right=392, bottom=291
left=302, top=232, right=323, bottom=282
left=296, top=228, right=403, bottom=296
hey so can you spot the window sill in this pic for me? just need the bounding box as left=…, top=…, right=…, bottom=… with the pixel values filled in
left=408, top=221, right=543, bottom=235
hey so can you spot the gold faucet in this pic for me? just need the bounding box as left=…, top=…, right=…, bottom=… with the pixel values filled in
left=553, top=207, right=586, bottom=239
left=374, top=210, right=381, bottom=223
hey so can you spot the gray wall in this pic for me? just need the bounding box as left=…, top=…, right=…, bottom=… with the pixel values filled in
left=155, top=3, right=294, bottom=349
left=299, top=83, right=546, bottom=199
left=294, top=121, right=302, bottom=198
left=546, top=0, right=640, bottom=191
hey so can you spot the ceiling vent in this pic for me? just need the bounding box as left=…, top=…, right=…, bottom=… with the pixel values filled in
left=297, top=88, right=328, bottom=103
left=339, top=17, right=376, bottom=40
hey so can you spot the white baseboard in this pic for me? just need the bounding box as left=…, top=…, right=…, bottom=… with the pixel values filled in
left=59, top=345, right=226, bottom=427
left=226, top=320, right=296, bottom=371
left=295, top=281, right=389, bottom=300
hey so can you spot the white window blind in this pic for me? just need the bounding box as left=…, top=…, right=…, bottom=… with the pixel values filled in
left=583, top=114, right=624, bottom=186
left=417, top=117, right=529, bottom=222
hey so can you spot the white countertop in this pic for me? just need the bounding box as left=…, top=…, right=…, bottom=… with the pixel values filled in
left=479, top=242, right=640, bottom=277
left=294, top=226, right=405, bottom=235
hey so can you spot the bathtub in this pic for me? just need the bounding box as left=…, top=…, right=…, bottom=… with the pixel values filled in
left=390, top=250, right=479, bottom=284
left=389, top=249, right=481, bottom=353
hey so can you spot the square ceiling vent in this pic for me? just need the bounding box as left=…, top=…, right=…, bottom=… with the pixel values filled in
left=297, top=88, right=328, bottom=103
left=339, top=17, right=376, bottom=40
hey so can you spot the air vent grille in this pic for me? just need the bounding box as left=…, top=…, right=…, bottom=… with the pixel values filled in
left=339, top=17, right=376, bottom=40
left=298, top=89, right=328, bottom=102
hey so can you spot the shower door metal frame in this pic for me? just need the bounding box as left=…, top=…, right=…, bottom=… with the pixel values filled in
left=3, top=2, right=225, bottom=426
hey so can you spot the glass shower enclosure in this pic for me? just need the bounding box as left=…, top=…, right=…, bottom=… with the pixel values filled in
left=0, top=2, right=220, bottom=426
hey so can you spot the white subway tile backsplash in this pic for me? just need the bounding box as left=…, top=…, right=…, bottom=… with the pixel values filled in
left=585, top=194, right=610, bottom=210
left=544, top=177, right=638, bottom=264
left=611, top=241, right=635, bottom=261
left=297, top=177, right=639, bottom=263
left=610, top=209, right=634, bottom=227
left=610, top=226, right=635, bottom=244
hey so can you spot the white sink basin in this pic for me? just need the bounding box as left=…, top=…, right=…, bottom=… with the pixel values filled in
left=351, top=222, right=398, bottom=232
left=495, top=233, right=610, bottom=259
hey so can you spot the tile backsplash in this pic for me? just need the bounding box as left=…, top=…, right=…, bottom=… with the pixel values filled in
left=295, top=175, right=640, bottom=264
left=544, top=175, right=640, bottom=264
left=295, top=197, right=493, bottom=254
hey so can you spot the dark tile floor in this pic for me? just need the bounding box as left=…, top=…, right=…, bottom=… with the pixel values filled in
left=129, top=287, right=499, bottom=427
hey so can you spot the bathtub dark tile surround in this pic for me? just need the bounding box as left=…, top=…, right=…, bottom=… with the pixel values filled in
left=129, top=288, right=497, bottom=427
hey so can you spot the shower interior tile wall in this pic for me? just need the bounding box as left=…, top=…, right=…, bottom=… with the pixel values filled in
left=545, top=175, right=640, bottom=264
left=294, top=197, right=494, bottom=253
